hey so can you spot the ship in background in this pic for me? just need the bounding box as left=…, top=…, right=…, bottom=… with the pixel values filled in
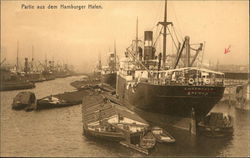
left=101, top=41, right=118, bottom=89
left=0, top=43, right=35, bottom=91
left=1, top=42, right=76, bottom=90
left=93, top=53, right=102, bottom=79
left=116, top=0, right=225, bottom=121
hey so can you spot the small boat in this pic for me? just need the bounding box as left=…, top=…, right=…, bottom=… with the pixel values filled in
left=37, top=95, right=72, bottom=109
left=151, top=126, right=175, bottom=143
left=70, top=78, right=100, bottom=90
left=37, top=90, right=90, bottom=110
left=82, top=91, right=156, bottom=154
left=12, top=91, right=37, bottom=111
left=198, top=112, right=234, bottom=137
left=82, top=93, right=125, bottom=142
left=140, top=131, right=156, bottom=150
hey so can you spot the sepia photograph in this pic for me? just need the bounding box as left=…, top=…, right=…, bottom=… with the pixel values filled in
left=0, top=0, right=249, bottom=157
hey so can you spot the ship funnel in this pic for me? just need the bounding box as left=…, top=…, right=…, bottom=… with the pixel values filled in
left=144, top=31, right=155, bottom=61
left=144, top=31, right=153, bottom=42
left=24, top=58, right=29, bottom=74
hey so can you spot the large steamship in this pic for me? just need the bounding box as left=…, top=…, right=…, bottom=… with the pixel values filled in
left=116, top=1, right=225, bottom=121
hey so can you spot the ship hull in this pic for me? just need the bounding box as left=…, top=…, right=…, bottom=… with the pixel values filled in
left=0, top=81, right=35, bottom=91
left=101, top=72, right=117, bottom=89
left=83, top=129, right=125, bottom=142
left=117, top=75, right=225, bottom=120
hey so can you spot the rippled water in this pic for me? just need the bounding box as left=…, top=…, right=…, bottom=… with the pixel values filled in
left=1, top=76, right=249, bottom=157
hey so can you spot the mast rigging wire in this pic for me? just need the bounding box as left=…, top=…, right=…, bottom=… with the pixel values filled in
left=167, top=26, right=178, bottom=50
left=153, top=26, right=163, bottom=47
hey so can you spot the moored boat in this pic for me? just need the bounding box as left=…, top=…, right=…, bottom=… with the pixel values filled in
left=140, top=131, right=156, bottom=150
left=37, top=95, right=72, bottom=109
left=82, top=91, right=156, bottom=154
left=151, top=126, right=175, bottom=143
left=197, top=112, right=234, bottom=137
left=12, top=91, right=37, bottom=111
left=82, top=93, right=125, bottom=141
left=70, top=76, right=100, bottom=90
left=1, top=80, right=35, bottom=91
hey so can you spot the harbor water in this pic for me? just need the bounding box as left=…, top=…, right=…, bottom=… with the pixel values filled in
left=1, top=76, right=249, bottom=157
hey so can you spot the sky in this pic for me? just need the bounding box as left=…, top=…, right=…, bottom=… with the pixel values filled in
left=1, top=0, right=249, bottom=72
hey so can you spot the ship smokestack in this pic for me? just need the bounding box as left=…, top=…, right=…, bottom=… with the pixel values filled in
left=24, top=58, right=29, bottom=74
left=144, top=31, right=155, bottom=61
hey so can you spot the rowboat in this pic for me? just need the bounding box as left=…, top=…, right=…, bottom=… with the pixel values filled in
left=151, top=126, right=175, bottom=143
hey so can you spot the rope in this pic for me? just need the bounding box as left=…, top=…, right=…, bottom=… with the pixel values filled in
left=153, top=26, right=163, bottom=47
left=171, top=2, right=184, bottom=41
left=172, top=25, right=181, bottom=43
left=167, top=26, right=178, bottom=50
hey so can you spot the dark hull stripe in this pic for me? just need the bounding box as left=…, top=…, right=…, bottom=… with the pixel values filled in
left=117, top=75, right=225, bottom=120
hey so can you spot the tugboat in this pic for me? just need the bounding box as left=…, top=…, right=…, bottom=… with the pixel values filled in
left=116, top=0, right=225, bottom=121
left=101, top=42, right=117, bottom=89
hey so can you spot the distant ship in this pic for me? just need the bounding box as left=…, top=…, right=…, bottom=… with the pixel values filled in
left=0, top=43, right=35, bottom=91
left=101, top=42, right=117, bottom=89
left=116, top=0, right=225, bottom=121
left=0, top=68, right=35, bottom=91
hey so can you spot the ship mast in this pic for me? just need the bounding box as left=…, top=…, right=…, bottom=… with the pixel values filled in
left=158, top=0, right=172, bottom=68
left=114, top=40, right=117, bottom=70
left=163, top=0, right=167, bottom=68
left=98, top=52, right=102, bottom=70
left=16, top=41, right=19, bottom=72
left=45, top=53, right=47, bottom=70
left=135, top=16, right=138, bottom=58
left=31, top=45, right=34, bottom=72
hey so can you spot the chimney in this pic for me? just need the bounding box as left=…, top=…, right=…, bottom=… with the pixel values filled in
left=144, top=31, right=155, bottom=61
